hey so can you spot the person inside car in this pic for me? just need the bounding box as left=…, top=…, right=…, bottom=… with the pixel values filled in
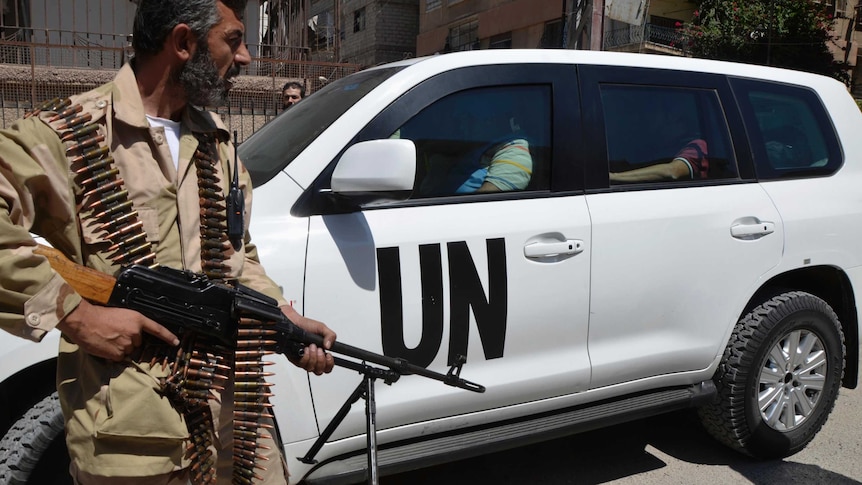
left=417, top=111, right=533, bottom=195
left=609, top=106, right=709, bottom=183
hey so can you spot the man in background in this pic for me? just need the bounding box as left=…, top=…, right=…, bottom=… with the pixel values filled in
left=282, top=81, right=305, bottom=110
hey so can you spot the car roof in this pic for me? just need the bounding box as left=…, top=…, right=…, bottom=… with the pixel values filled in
left=371, top=49, right=843, bottom=90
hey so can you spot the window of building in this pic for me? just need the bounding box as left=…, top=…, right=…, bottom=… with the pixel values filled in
left=389, top=85, right=553, bottom=197
left=489, top=33, right=512, bottom=49
left=447, top=20, right=478, bottom=51
left=353, top=7, right=366, bottom=33
left=426, top=0, right=442, bottom=11
left=310, top=9, right=336, bottom=52
left=540, top=19, right=564, bottom=48
left=601, top=85, right=738, bottom=184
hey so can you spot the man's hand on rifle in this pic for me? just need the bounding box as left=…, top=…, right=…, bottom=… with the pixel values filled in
left=281, top=305, right=336, bottom=376
left=56, top=300, right=180, bottom=362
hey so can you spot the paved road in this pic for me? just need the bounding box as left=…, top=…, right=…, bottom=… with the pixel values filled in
left=379, top=385, right=862, bottom=484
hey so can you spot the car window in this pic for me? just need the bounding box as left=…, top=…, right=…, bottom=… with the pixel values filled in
left=387, top=85, right=552, bottom=197
left=239, top=66, right=405, bottom=187
left=600, top=84, right=738, bottom=185
left=730, top=79, right=842, bottom=179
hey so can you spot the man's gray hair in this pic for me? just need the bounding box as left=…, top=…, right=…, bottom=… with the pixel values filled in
left=132, top=0, right=248, bottom=59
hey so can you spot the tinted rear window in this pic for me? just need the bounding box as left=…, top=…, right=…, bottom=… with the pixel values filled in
left=731, top=78, right=842, bottom=180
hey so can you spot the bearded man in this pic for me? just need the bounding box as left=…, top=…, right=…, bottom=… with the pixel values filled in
left=0, top=1, right=336, bottom=483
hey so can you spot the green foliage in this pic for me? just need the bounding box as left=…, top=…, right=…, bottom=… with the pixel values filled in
left=680, top=0, right=850, bottom=84
left=857, top=98, right=862, bottom=111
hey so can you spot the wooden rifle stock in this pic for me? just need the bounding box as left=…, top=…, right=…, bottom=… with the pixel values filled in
left=33, top=244, right=116, bottom=305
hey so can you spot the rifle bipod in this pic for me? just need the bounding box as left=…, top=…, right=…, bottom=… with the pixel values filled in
left=299, top=356, right=471, bottom=485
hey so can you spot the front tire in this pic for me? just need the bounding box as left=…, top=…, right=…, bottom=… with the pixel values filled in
left=0, top=391, right=70, bottom=484
left=699, top=291, right=845, bottom=459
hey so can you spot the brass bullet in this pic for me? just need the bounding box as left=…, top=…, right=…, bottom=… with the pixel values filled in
left=234, top=350, right=274, bottom=358
left=194, top=150, right=214, bottom=162
left=235, top=360, right=275, bottom=367
left=198, top=188, right=225, bottom=200
left=103, top=220, right=143, bottom=240
left=78, top=167, right=119, bottom=187
left=69, top=145, right=109, bottom=165
left=200, top=220, right=227, bottom=231
left=233, top=456, right=268, bottom=471
left=107, top=232, right=147, bottom=252
left=199, top=198, right=226, bottom=210
left=200, top=208, right=226, bottom=220
left=92, top=200, right=133, bottom=219
left=198, top=179, right=221, bottom=190
left=189, top=357, right=231, bottom=371
left=121, top=242, right=153, bottom=259
left=131, top=252, right=157, bottom=267
left=86, top=190, right=128, bottom=211
left=61, top=122, right=99, bottom=141
left=237, top=329, right=278, bottom=337
left=49, top=103, right=83, bottom=122
left=97, top=211, right=137, bottom=231
left=233, top=429, right=266, bottom=440
left=201, top=239, right=229, bottom=251
left=232, top=465, right=264, bottom=481
left=235, top=371, right=276, bottom=378
left=82, top=177, right=123, bottom=195
left=186, top=368, right=228, bottom=381
left=66, top=134, right=106, bottom=154
left=234, top=419, right=273, bottom=430
left=200, top=228, right=228, bottom=239
left=196, top=168, right=219, bottom=180
left=236, top=340, right=278, bottom=349
left=231, top=474, right=253, bottom=485
left=234, top=382, right=275, bottom=391
left=74, top=153, right=114, bottom=171
left=233, top=448, right=269, bottom=461
left=234, top=410, right=274, bottom=421
left=56, top=112, right=93, bottom=130
left=234, top=391, right=275, bottom=400
left=26, top=97, right=60, bottom=118
left=204, top=270, right=227, bottom=280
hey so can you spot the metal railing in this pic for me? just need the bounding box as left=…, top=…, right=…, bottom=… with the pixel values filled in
left=0, top=37, right=361, bottom=142
left=604, top=23, right=689, bottom=54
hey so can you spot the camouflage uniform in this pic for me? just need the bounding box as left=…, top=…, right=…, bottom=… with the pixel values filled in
left=0, top=64, right=287, bottom=482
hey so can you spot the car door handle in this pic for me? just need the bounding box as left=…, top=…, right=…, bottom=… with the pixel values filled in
left=730, top=221, right=775, bottom=240
left=524, top=240, right=584, bottom=258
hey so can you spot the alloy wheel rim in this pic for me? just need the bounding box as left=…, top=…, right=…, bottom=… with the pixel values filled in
left=757, top=328, right=827, bottom=431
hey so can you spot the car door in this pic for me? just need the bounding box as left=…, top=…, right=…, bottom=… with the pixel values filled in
left=579, top=66, right=785, bottom=389
left=296, top=64, right=591, bottom=440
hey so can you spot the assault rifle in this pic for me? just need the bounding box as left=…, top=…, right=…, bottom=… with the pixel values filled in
left=35, top=244, right=485, bottom=484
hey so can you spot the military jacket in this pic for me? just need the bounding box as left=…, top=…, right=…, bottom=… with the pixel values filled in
left=0, top=64, right=286, bottom=476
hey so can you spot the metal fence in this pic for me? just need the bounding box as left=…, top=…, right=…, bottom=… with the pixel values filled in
left=604, top=23, right=689, bottom=54
left=0, top=38, right=361, bottom=142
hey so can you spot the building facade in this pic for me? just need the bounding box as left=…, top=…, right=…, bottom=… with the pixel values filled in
left=416, top=0, right=568, bottom=56
left=307, top=0, right=419, bottom=67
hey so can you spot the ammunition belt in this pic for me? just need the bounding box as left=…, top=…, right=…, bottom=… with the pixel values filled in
left=194, top=135, right=233, bottom=280
left=33, top=98, right=157, bottom=268
left=193, top=133, right=277, bottom=484
left=232, top=314, right=279, bottom=485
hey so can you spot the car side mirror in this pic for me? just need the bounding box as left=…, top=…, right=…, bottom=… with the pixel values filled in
left=329, top=139, right=416, bottom=205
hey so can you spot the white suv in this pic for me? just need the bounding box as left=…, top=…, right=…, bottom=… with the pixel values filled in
left=2, top=50, right=861, bottom=484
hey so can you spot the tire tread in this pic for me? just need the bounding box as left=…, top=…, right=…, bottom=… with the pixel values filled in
left=0, top=392, right=65, bottom=485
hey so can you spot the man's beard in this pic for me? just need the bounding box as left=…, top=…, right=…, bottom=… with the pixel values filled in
left=179, top=45, right=241, bottom=107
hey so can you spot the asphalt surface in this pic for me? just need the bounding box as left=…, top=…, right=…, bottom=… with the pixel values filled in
left=378, top=385, right=862, bottom=485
